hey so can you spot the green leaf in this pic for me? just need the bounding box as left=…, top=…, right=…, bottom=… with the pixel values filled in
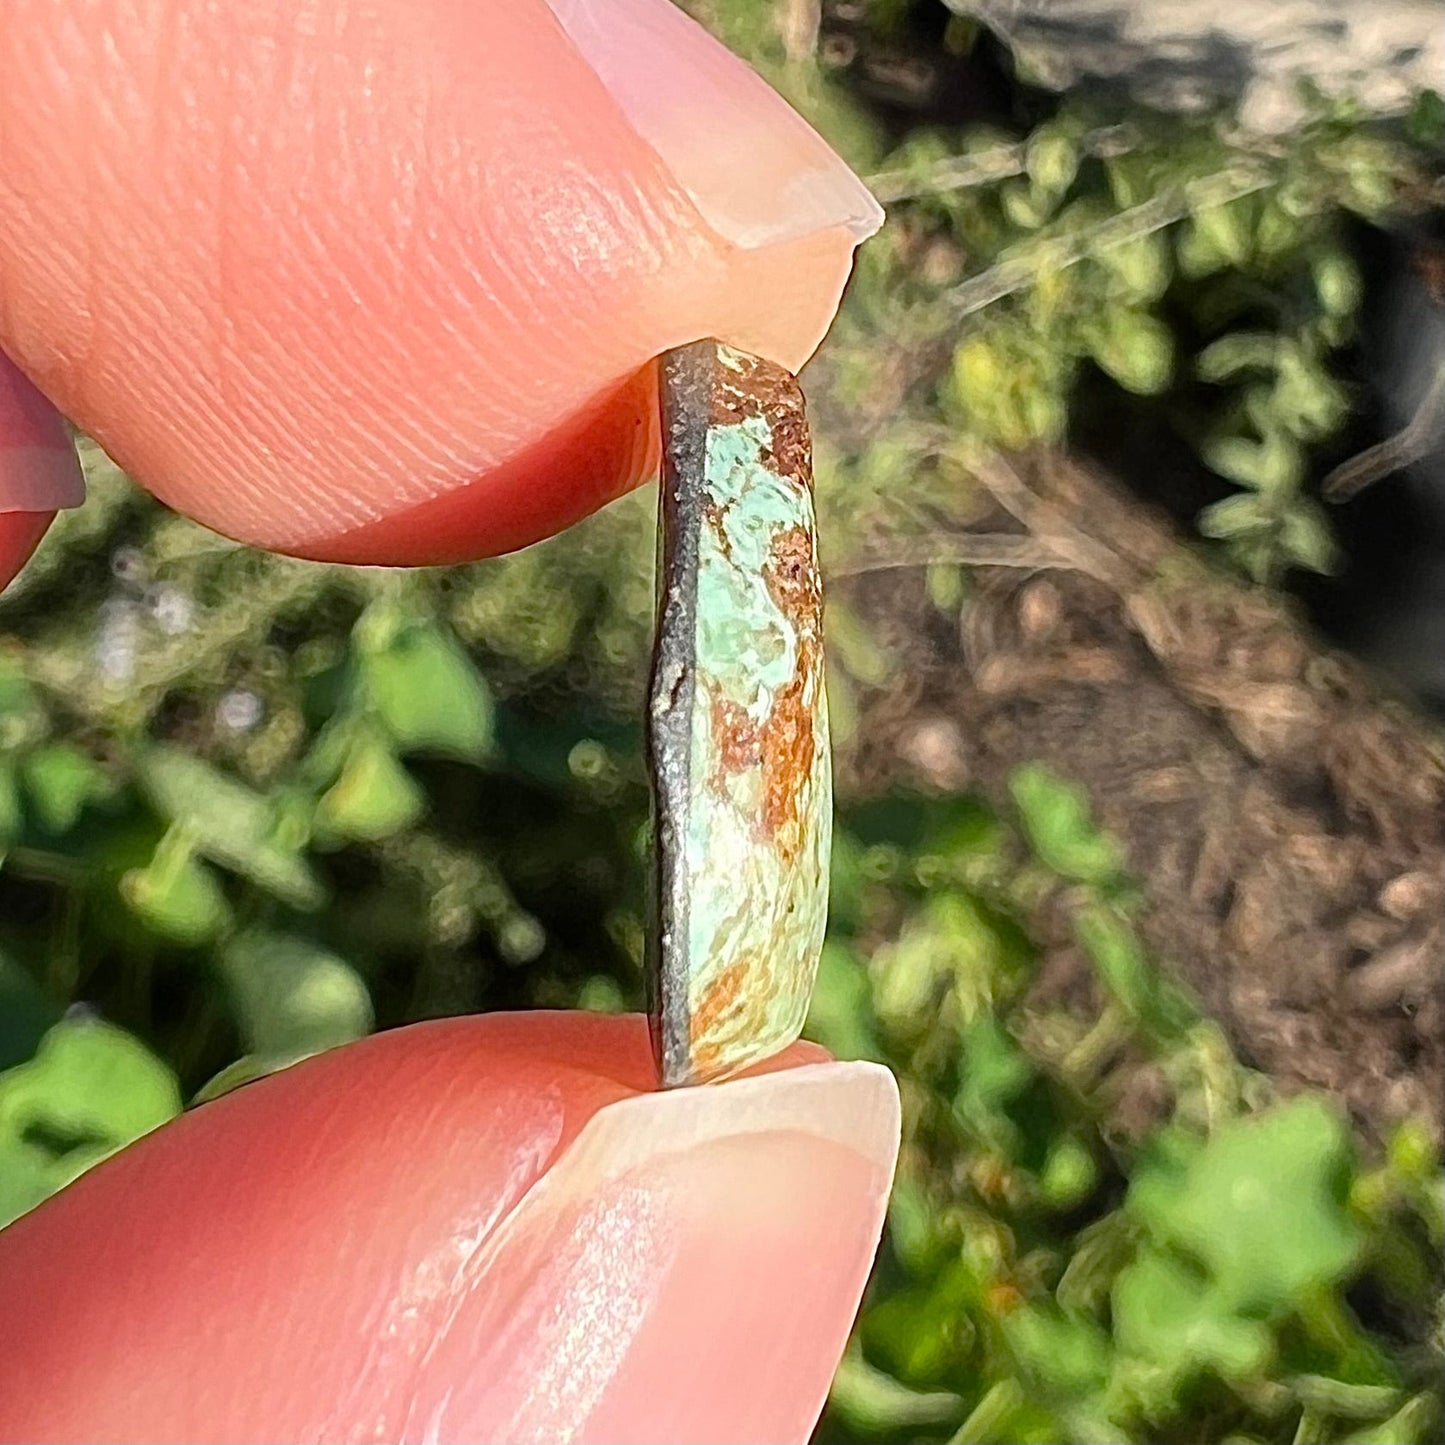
left=828, top=1346, right=963, bottom=1436
left=955, top=1014, right=1033, bottom=1139
left=218, top=929, right=373, bottom=1057
left=1193, top=196, right=1255, bottom=267
left=1099, top=234, right=1172, bottom=304
left=1234, top=534, right=1284, bottom=584
left=1406, top=89, right=1445, bottom=148
left=1343, top=1393, right=1441, bottom=1444
left=1003, top=1305, right=1111, bottom=1394
left=805, top=941, right=881, bottom=1063
left=120, top=848, right=231, bottom=946
left=1113, top=1248, right=1273, bottom=1378
left=862, top=1258, right=981, bottom=1388
left=886, top=1175, right=950, bottom=1279
left=22, top=744, right=110, bottom=835
left=1040, top=1135, right=1099, bottom=1209
left=926, top=561, right=966, bottom=613
left=1199, top=493, right=1271, bottom=540
left=0, top=1015, right=181, bottom=1227
left=1002, top=181, right=1052, bottom=230
left=192, top=1051, right=310, bottom=1105
left=872, top=930, right=945, bottom=1030
left=1273, top=347, right=1349, bottom=441
left=1331, top=139, right=1401, bottom=220
left=1075, top=905, right=1194, bottom=1043
left=1106, top=153, right=1153, bottom=210
left=1196, top=333, right=1279, bottom=383
left=1384, top=1119, right=1437, bottom=1185
left=1204, top=437, right=1269, bottom=489
left=1291, top=1376, right=1401, bottom=1421
left=1018, top=385, right=1068, bottom=444
left=951, top=334, right=1006, bottom=414
left=1129, top=1097, right=1363, bottom=1313
left=950, top=1380, right=1037, bottom=1444
left=1255, top=202, right=1305, bottom=261
left=1057, top=1214, right=1135, bottom=1316
left=1010, top=764, right=1123, bottom=885
left=1204, top=433, right=1303, bottom=494
left=1178, top=219, right=1229, bottom=278
left=361, top=619, right=493, bottom=761
left=573, top=975, right=627, bottom=1014
left=137, top=747, right=325, bottom=910
left=9, top=1015, right=183, bottom=1136
left=1088, top=309, right=1174, bottom=395
left=870, top=888, right=1029, bottom=1042
left=0, top=656, right=29, bottom=707
left=1280, top=503, right=1341, bottom=576
left=314, top=730, right=426, bottom=844
left=1025, top=127, right=1079, bottom=196
left=827, top=598, right=896, bottom=687
left=1313, top=252, right=1363, bottom=318
left=0, top=762, right=21, bottom=851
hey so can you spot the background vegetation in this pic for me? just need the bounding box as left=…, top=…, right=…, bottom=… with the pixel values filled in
left=1, top=3, right=1441, bottom=1441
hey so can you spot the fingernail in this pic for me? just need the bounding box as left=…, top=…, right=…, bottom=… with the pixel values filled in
left=411, top=1059, right=900, bottom=1444
left=0, top=356, right=85, bottom=512
left=543, top=0, right=883, bottom=251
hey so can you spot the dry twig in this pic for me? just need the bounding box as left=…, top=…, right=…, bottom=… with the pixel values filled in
left=868, top=126, right=1136, bottom=205
left=1323, top=362, right=1445, bottom=501
left=949, top=166, right=1273, bottom=319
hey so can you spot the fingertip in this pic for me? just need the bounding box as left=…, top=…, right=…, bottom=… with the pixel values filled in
left=0, top=510, right=54, bottom=593
left=543, top=0, right=883, bottom=252
left=0, top=2, right=872, bottom=566
left=415, top=1059, right=901, bottom=1444
left=0, top=1014, right=894, bottom=1444
left=300, top=363, right=662, bottom=565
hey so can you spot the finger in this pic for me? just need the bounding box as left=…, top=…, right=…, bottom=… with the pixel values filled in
left=0, top=353, right=84, bottom=591
left=0, top=509, right=50, bottom=593
left=0, top=1012, right=899, bottom=1444
left=0, top=0, right=880, bottom=566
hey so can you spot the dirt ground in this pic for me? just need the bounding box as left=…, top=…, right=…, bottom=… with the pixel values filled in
left=840, top=453, right=1444, bottom=1145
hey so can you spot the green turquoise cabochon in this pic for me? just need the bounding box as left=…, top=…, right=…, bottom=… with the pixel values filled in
left=648, top=340, right=832, bottom=1087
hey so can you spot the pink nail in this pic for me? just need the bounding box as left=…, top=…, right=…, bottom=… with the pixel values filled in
left=1, top=354, right=85, bottom=512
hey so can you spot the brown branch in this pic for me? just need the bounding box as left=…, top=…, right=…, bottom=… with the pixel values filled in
left=968, top=452, right=1129, bottom=584
left=948, top=167, right=1273, bottom=319
left=1323, top=362, right=1445, bottom=501
left=779, top=0, right=820, bottom=66
left=868, top=126, right=1136, bottom=205
left=829, top=532, right=1077, bottom=578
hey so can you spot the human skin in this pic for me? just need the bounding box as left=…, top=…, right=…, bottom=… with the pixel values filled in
left=0, top=0, right=879, bottom=566
left=0, top=1014, right=898, bottom=1444
left=0, top=2, right=898, bottom=1441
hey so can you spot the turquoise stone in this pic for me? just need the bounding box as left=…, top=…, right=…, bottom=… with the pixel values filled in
left=648, top=340, right=831, bottom=1087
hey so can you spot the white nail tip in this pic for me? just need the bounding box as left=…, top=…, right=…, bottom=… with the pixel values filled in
left=542, top=0, right=883, bottom=250
left=475, top=1062, right=901, bottom=1263
left=566, top=1061, right=902, bottom=1181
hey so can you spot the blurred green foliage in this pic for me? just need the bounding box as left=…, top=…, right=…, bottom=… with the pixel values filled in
left=1, top=446, right=660, bottom=1132
left=884, top=96, right=1438, bottom=581
left=1, top=2, right=1441, bottom=1441
left=811, top=776, right=1442, bottom=1444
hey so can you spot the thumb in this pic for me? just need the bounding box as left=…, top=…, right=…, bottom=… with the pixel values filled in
left=0, top=0, right=879, bottom=567
left=0, top=1013, right=899, bottom=1444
